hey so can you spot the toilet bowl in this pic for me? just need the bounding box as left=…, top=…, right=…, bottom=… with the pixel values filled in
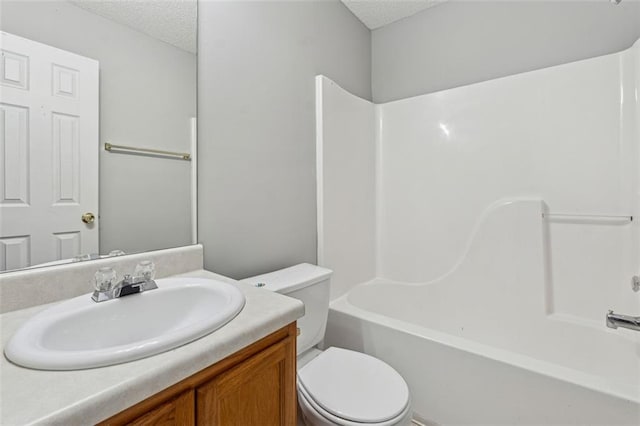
left=297, top=347, right=411, bottom=426
left=243, top=264, right=412, bottom=426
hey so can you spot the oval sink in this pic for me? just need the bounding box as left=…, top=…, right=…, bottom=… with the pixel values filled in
left=4, top=277, right=245, bottom=370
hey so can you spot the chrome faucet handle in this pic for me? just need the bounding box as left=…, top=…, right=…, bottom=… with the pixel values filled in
left=91, top=267, right=117, bottom=302
left=134, top=260, right=155, bottom=282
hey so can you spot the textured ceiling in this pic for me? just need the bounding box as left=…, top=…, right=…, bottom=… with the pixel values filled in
left=71, top=0, right=197, bottom=54
left=70, top=0, right=443, bottom=53
left=341, top=0, right=447, bottom=30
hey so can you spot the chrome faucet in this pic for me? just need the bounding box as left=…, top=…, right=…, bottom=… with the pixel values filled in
left=111, top=274, right=158, bottom=298
left=91, top=261, right=158, bottom=302
left=606, top=310, right=640, bottom=332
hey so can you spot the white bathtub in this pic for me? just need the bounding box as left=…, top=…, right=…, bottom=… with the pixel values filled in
left=324, top=200, right=639, bottom=425
left=326, top=297, right=639, bottom=425
left=316, top=40, right=640, bottom=425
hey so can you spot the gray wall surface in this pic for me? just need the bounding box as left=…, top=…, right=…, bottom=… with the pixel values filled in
left=1, top=1, right=196, bottom=257
left=198, top=0, right=371, bottom=279
left=372, top=0, right=640, bottom=102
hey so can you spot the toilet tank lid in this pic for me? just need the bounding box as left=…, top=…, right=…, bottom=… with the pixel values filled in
left=241, top=263, right=332, bottom=294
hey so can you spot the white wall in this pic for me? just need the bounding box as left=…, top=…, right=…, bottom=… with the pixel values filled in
left=198, top=1, right=371, bottom=279
left=0, top=1, right=196, bottom=255
left=316, top=76, right=376, bottom=299
left=372, top=0, right=640, bottom=102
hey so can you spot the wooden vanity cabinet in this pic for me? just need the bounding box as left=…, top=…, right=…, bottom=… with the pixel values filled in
left=99, top=323, right=297, bottom=426
left=127, top=390, right=194, bottom=425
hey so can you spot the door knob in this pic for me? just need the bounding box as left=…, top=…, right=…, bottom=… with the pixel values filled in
left=82, top=212, right=95, bottom=224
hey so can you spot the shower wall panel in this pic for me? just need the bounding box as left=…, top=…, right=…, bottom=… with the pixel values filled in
left=315, top=76, right=376, bottom=299
left=377, top=41, right=639, bottom=322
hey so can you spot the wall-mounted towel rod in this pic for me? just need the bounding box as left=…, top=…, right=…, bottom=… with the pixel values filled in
left=104, top=142, right=191, bottom=161
left=542, top=213, right=632, bottom=222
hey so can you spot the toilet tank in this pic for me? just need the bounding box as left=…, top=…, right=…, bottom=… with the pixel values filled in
left=242, top=264, right=332, bottom=355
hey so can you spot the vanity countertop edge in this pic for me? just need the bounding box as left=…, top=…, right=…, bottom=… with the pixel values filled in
left=0, top=269, right=305, bottom=425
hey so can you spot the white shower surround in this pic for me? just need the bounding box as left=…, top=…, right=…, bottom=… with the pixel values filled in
left=316, top=39, right=640, bottom=424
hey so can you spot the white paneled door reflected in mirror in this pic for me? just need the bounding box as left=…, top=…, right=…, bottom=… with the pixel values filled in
left=0, top=1, right=198, bottom=272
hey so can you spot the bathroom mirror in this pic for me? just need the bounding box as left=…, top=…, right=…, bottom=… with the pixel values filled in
left=0, top=0, right=197, bottom=272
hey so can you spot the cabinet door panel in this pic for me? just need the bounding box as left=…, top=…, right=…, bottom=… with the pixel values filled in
left=197, top=337, right=296, bottom=426
left=129, top=390, right=194, bottom=426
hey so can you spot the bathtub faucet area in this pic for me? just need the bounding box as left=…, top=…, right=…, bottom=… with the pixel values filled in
left=606, top=310, right=640, bottom=332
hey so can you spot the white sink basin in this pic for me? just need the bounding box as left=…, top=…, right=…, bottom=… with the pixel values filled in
left=4, top=277, right=245, bottom=370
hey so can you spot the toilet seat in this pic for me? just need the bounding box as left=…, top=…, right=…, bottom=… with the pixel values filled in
left=297, top=347, right=410, bottom=425
left=298, top=380, right=412, bottom=426
left=298, top=379, right=412, bottom=426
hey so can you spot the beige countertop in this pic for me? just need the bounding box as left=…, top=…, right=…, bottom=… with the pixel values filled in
left=0, top=269, right=304, bottom=425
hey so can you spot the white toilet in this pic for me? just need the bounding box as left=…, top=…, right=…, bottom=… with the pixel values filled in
left=243, top=263, right=412, bottom=426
